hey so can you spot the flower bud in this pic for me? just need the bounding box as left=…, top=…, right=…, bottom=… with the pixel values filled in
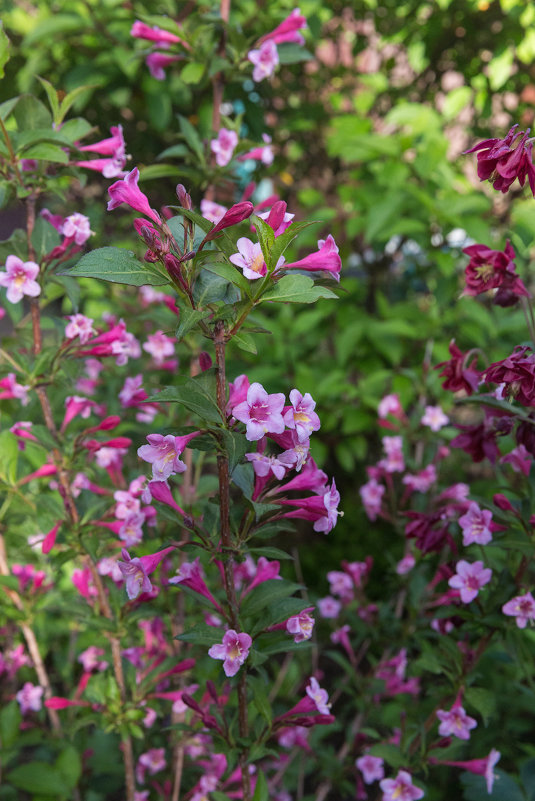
left=493, top=493, right=515, bottom=512
left=176, top=184, right=192, bottom=209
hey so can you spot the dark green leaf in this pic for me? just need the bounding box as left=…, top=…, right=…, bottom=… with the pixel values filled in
left=176, top=623, right=221, bottom=646
left=203, top=259, right=251, bottom=296
left=178, top=114, right=205, bottom=162
left=63, top=247, right=170, bottom=286
left=6, top=763, right=69, bottom=796
left=221, top=429, right=248, bottom=473
left=176, top=306, right=211, bottom=340
left=252, top=769, right=269, bottom=801
left=13, top=94, right=52, bottom=130
left=147, top=376, right=222, bottom=424
left=250, top=215, right=275, bottom=265
left=31, top=216, right=61, bottom=259
left=277, top=44, right=314, bottom=64
left=368, top=744, right=404, bottom=768
left=261, top=274, right=337, bottom=304
left=0, top=23, right=10, bottom=79
left=248, top=546, right=293, bottom=561
left=231, top=463, right=254, bottom=499
left=232, top=331, right=257, bottom=354
left=0, top=431, right=18, bottom=484
left=240, top=579, right=303, bottom=618
left=250, top=597, right=311, bottom=636
left=0, top=701, right=21, bottom=748
left=20, top=142, right=69, bottom=163
left=55, top=746, right=82, bottom=788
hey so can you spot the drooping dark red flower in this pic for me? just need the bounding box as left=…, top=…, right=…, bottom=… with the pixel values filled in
left=450, top=419, right=500, bottom=464
left=464, top=124, right=535, bottom=196
left=462, top=241, right=528, bottom=299
left=484, top=346, right=535, bottom=406
left=435, top=340, right=480, bottom=395
left=404, top=511, right=453, bottom=554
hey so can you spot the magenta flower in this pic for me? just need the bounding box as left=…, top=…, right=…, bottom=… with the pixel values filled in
left=502, top=592, right=535, bottom=628
left=501, top=444, right=532, bottom=476
left=76, top=125, right=127, bottom=178
left=356, top=754, right=384, bottom=784
left=205, top=202, right=254, bottom=240
left=208, top=629, right=252, bottom=677
left=448, top=560, right=492, bottom=603
left=464, top=124, right=535, bottom=196
left=211, top=128, right=238, bottom=167
left=107, top=168, right=162, bottom=225
left=169, top=558, right=223, bottom=613
left=232, top=382, right=285, bottom=441
left=458, top=503, right=493, bottom=546
left=0, top=255, right=40, bottom=303
left=286, top=610, right=314, bottom=643
left=437, top=702, right=477, bottom=740
left=279, top=479, right=341, bottom=534
left=118, top=546, right=175, bottom=600
left=283, top=389, right=320, bottom=442
left=273, top=457, right=327, bottom=495
left=0, top=373, right=30, bottom=405
left=435, top=340, right=481, bottom=395
left=430, top=749, right=500, bottom=793
left=396, top=554, right=415, bottom=575
left=257, top=202, right=295, bottom=236
left=119, top=513, right=145, bottom=547
left=360, top=478, right=385, bottom=521
left=258, top=8, right=307, bottom=46
left=131, top=20, right=187, bottom=47
left=248, top=40, right=279, bottom=82
left=378, top=393, right=403, bottom=419
left=239, top=133, right=274, bottom=165
left=305, top=677, right=331, bottom=714
left=230, top=238, right=267, bottom=280
left=61, top=213, right=93, bottom=245
left=142, top=330, right=175, bottom=366
left=246, top=451, right=286, bottom=480
left=379, top=435, right=405, bottom=473
left=146, top=52, right=183, bottom=80
left=379, top=770, right=424, bottom=801
left=201, top=199, right=228, bottom=224
left=283, top=235, right=341, bottom=281
left=462, top=241, right=528, bottom=299
left=138, top=432, right=200, bottom=480
left=16, top=682, right=44, bottom=714
left=65, top=314, right=95, bottom=344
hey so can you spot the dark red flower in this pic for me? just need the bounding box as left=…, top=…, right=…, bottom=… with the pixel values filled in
left=484, top=346, right=535, bottom=406
left=450, top=420, right=500, bottom=464
left=435, top=340, right=480, bottom=395
left=464, top=124, right=535, bottom=196
left=404, top=511, right=453, bottom=554
left=462, top=241, right=528, bottom=299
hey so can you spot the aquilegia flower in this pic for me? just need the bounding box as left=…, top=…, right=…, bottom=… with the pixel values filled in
left=208, top=630, right=252, bottom=677
left=464, top=123, right=535, bottom=196
left=462, top=241, right=528, bottom=299
left=0, top=256, right=40, bottom=303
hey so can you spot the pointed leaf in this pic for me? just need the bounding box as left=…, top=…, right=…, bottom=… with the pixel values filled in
left=63, top=247, right=170, bottom=286
left=261, top=274, right=337, bottom=304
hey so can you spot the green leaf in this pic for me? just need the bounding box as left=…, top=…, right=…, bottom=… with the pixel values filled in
left=240, top=579, right=303, bottom=618
left=37, top=76, right=60, bottom=121
left=248, top=546, right=293, bottom=561
left=13, top=94, right=52, bottom=131
left=0, top=431, right=18, bottom=484
left=461, top=769, right=524, bottom=801
left=269, top=220, right=317, bottom=271
left=232, top=462, right=254, bottom=499
left=252, top=769, right=269, bottom=801
left=368, top=744, right=404, bottom=768
left=277, top=44, right=314, bottom=64
left=58, top=84, right=98, bottom=125
left=147, top=375, right=222, bottom=424
left=180, top=62, right=205, bottom=84
left=51, top=275, right=81, bottom=311
left=60, top=118, right=93, bottom=143
left=232, top=331, right=257, bottom=354
left=31, top=216, right=61, bottom=259
left=6, top=763, right=69, bottom=796
left=250, top=597, right=311, bottom=636
left=221, top=429, right=248, bottom=473
left=63, top=248, right=170, bottom=287
left=0, top=22, right=10, bottom=79
left=260, top=274, right=337, bottom=304
left=464, top=686, right=496, bottom=726
left=176, top=623, right=221, bottom=646
left=203, top=259, right=251, bottom=296
left=178, top=114, right=205, bottom=162
left=176, top=306, right=211, bottom=340
left=55, top=746, right=82, bottom=788
left=250, top=215, right=275, bottom=265
left=0, top=701, right=21, bottom=748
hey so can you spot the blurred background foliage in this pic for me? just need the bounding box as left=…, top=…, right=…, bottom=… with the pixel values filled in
left=3, top=0, right=535, bottom=574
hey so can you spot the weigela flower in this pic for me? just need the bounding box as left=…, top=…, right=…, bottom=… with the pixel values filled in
left=60, top=213, right=93, bottom=245
left=138, top=432, right=200, bottom=480
left=402, top=464, right=437, bottom=493
left=462, top=241, right=528, bottom=299
left=451, top=418, right=500, bottom=464
left=502, top=592, right=535, bottom=628
left=464, top=123, right=535, bottom=196
left=356, top=754, right=385, bottom=784
left=317, top=596, right=341, bottom=618
left=131, top=20, right=186, bottom=46
left=200, top=199, right=227, bottom=224
left=118, top=546, right=174, bottom=600
left=286, top=610, right=315, bottom=642
left=360, top=477, right=385, bottom=521
left=437, top=698, right=477, bottom=740
left=119, top=513, right=145, bottom=547
left=378, top=393, right=403, bottom=419
left=458, top=502, right=493, bottom=546
left=248, top=40, right=279, bottom=82
left=78, top=646, right=108, bottom=672
left=396, top=553, right=415, bottom=575
left=0, top=255, right=40, bottom=303
left=380, top=435, right=405, bottom=473
left=232, top=382, right=285, bottom=440
left=208, top=629, right=252, bottom=677
left=16, top=682, right=44, bottom=714
left=210, top=128, right=238, bottom=167
left=0, top=373, right=30, bottom=406
left=76, top=125, right=127, bottom=178
left=169, top=557, right=223, bottom=612
left=65, top=314, right=95, bottom=344
left=136, top=747, right=166, bottom=784
left=230, top=238, right=267, bottom=280
left=429, top=749, right=500, bottom=793
left=327, top=570, right=353, bottom=601
left=142, top=330, right=176, bottom=366
left=239, top=134, right=274, bottom=165
left=501, top=444, right=532, bottom=475
left=305, top=677, right=331, bottom=714
left=258, top=8, right=307, bottom=46
left=421, top=405, right=449, bottom=431
left=257, top=202, right=295, bottom=236
left=379, top=770, right=424, bottom=800
left=146, top=52, right=183, bottom=80
left=108, top=167, right=162, bottom=225
left=283, top=235, right=341, bottom=281
left=246, top=451, right=286, bottom=480
left=448, top=560, right=492, bottom=603
left=283, top=389, right=321, bottom=442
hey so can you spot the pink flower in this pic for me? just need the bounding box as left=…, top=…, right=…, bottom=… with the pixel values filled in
left=169, top=558, right=223, bottom=613
left=138, top=432, right=200, bottom=480
left=78, top=646, right=108, bottom=672
left=379, top=770, right=424, bottom=800
left=286, top=610, right=314, bottom=642
left=146, top=52, right=182, bottom=80
left=142, top=330, right=175, bottom=366
left=107, top=168, right=162, bottom=225
left=136, top=747, right=166, bottom=784
left=501, top=444, right=532, bottom=476
left=380, top=436, right=405, bottom=473
left=41, top=522, right=61, bottom=555
left=448, top=560, right=492, bottom=603
left=437, top=702, right=477, bottom=740
left=205, top=202, right=254, bottom=239
left=0, top=373, right=30, bottom=405
left=131, top=20, right=186, bottom=47
left=211, top=128, right=238, bottom=167
left=257, top=202, right=295, bottom=236
left=356, top=754, right=384, bottom=784
left=119, top=513, right=145, bottom=547
left=259, top=8, right=307, bottom=46
left=232, top=382, right=285, bottom=440
left=227, top=374, right=251, bottom=413
left=0, top=256, right=40, bottom=303
left=208, top=629, right=252, bottom=677
left=430, top=749, right=500, bottom=793
left=283, top=235, right=341, bottom=281
left=378, top=393, right=404, bottom=419
left=118, top=546, right=175, bottom=600
left=327, top=570, right=353, bottom=601
left=421, top=405, right=449, bottom=431
left=402, top=465, right=437, bottom=493
left=230, top=237, right=267, bottom=280
left=16, top=682, right=44, bottom=714
left=464, top=123, right=535, bottom=196
left=360, top=478, right=385, bottom=521
left=458, top=503, right=493, bottom=546
left=305, top=677, right=331, bottom=714
left=396, top=554, right=415, bottom=575
left=76, top=125, right=127, bottom=178
left=283, top=389, right=320, bottom=442
left=246, top=451, right=286, bottom=480
left=502, top=592, right=535, bottom=628
left=65, top=314, right=95, bottom=344
left=200, top=199, right=228, bottom=224
left=248, top=40, right=279, bottom=82
left=239, top=134, right=274, bottom=165
left=61, top=213, right=93, bottom=245
left=317, top=596, right=341, bottom=618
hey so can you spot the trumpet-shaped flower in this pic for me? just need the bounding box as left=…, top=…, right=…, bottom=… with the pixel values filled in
left=107, top=167, right=162, bottom=225
left=146, top=52, right=183, bottom=80
left=65, top=314, right=95, bottom=344
left=208, top=630, right=252, bottom=677
left=118, top=546, right=174, bottom=600
left=356, top=754, right=384, bottom=784
left=421, top=405, right=449, bottom=431
left=211, top=128, right=238, bottom=167
left=230, top=238, right=267, bottom=280
left=305, top=677, right=330, bottom=714
left=379, top=770, right=424, bottom=801
left=286, top=610, right=315, bottom=642
left=430, top=749, right=500, bottom=793
left=0, top=256, right=40, bottom=303
left=248, top=40, right=279, bottom=82
left=138, top=432, right=200, bottom=480
left=283, top=389, right=320, bottom=442
left=232, top=382, right=285, bottom=440
left=259, top=8, right=307, bottom=46
left=437, top=702, right=477, bottom=740
left=502, top=592, right=535, bottom=628
left=283, top=235, right=341, bottom=281
left=448, top=560, right=492, bottom=603
left=458, top=503, right=493, bottom=546
left=16, top=682, right=44, bottom=714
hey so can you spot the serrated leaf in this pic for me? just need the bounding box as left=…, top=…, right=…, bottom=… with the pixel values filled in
left=147, top=375, right=222, bottom=424
left=261, top=273, right=337, bottom=304
left=176, top=623, right=222, bottom=646
left=250, top=215, right=275, bottom=265
left=232, top=331, right=257, bottom=354
left=63, top=247, right=170, bottom=286
left=240, top=579, right=302, bottom=618
left=176, top=306, right=211, bottom=340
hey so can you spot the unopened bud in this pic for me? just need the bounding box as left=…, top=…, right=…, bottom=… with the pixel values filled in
left=493, top=493, right=515, bottom=512
left=199, top=352, right=212, bottom=371
left=266, top=200, right=287, bottom=232
left=176, top=184, right=192, bottom=209
left=164, top=253, right=183, bottom=282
